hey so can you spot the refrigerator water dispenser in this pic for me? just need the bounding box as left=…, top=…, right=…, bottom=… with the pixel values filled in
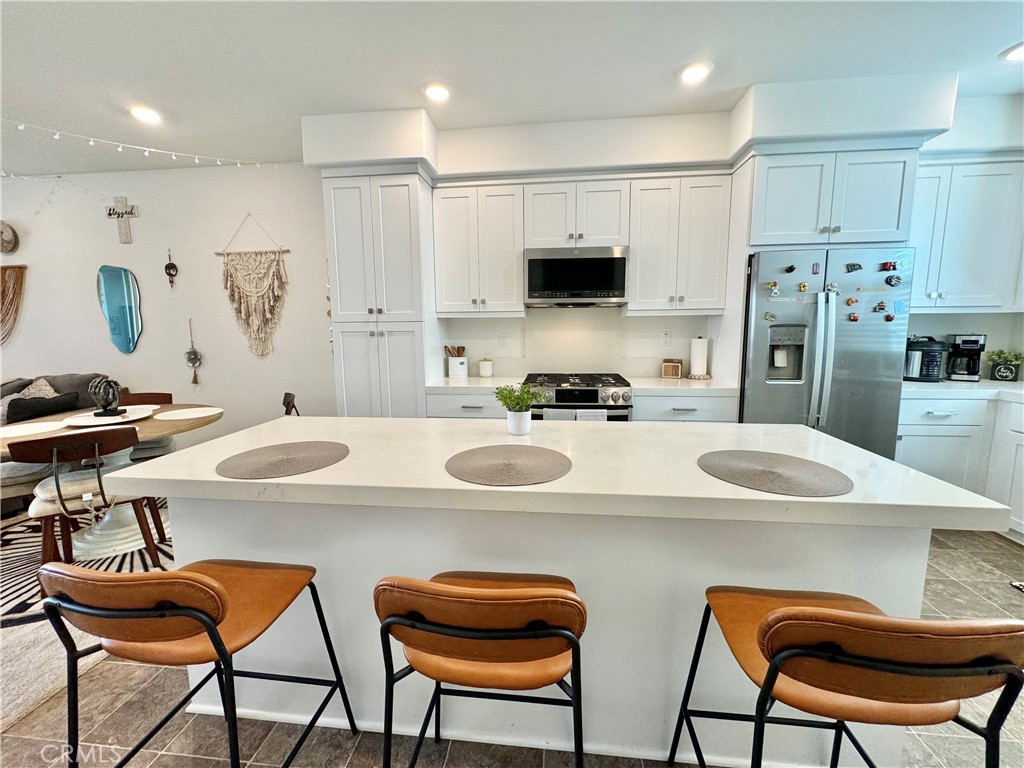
left=766, top=325, right=806, bottom=382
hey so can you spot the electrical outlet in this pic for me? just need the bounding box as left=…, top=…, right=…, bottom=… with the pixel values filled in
left=498, top=333, right=509, bottom=348
left=661, top=331, right=672, bottom=346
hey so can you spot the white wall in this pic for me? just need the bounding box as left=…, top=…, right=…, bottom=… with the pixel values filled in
left=0, top=165, right=336, bottom=446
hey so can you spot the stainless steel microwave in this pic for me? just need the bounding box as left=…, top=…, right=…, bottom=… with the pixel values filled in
left=523, top=246, right=628, bottom=307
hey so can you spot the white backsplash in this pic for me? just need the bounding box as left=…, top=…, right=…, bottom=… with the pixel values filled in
left=444, top=310, right=711, bottom=378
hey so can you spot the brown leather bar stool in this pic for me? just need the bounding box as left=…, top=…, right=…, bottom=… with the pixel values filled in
left=668, top=585, right=1024, bottom=768
left=39, top=559, right=358, bottom=768
left=374, top=571, right=587, bottom=768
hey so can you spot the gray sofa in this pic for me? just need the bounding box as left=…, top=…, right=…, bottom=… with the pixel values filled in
left=1, top=373, right=103, bottom=425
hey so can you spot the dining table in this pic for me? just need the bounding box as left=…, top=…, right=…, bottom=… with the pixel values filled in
left=1, top=402, right=223, bottom=559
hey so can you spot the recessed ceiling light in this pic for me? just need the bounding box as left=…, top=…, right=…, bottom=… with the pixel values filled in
left=678, top=61, right=715, bottom=86
left=1000, top=42, right=1024, bottom=62
left=129, top=106, right=162, bottom=125
left=422, top=82, right=451, bottom=102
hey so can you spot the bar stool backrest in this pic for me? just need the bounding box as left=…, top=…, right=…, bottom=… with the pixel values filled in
left=374, top=577, right=587, bottom=662
left=758, top=607, right=1024, bottom=703
left=38, top=562, right=229, bottom=643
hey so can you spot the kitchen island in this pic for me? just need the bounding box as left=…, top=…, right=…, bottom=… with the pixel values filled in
left=105, top=417, right=1008, bottom=767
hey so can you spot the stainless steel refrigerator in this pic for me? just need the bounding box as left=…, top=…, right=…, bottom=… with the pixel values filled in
left=740, top=248, right=914, bottom=459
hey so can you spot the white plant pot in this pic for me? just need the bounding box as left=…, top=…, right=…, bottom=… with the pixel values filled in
left=506, top=410, right=532, bottom=435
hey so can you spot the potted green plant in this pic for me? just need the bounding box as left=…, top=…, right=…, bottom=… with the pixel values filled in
left=494, top=383, right=543, bottom=435
left=986, top=349, right=1023, bottom=382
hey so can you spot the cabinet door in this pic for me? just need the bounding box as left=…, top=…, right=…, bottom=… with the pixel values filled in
left=677, top=176, right=731, bottom=309
left=908, top=166, right=952, bottom=307
left=749, top=154, right=835, bottom=245
left=332, top=323, right=381, bottom=417
left=985, top=403, right=1024, bottom=534
left=576, top=181, right=630, bottom=247
left=370, top=176, right=422, bottom=321
left=324, top=178, right=377, bottom=323
left=829, top=150, right=917, bottom=243
left=478, top=185, right=524, bottom=312
left=935, top=163, right=1024, bottom=308
left=376, top=323, right=425, bottom=418
left=433, top=188, right=479, bottom=313
left=524, top=183, right=575, bottom=248
left=627, top=179, right=680, bottom=311
left=895, top=425, right=986, bottom=493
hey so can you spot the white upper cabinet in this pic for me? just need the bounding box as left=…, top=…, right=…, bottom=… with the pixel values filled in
left=910, top=162, right=1023, bottom=310
left=433, top=185, right=524, bottom=315
left=749, top=150, right=916, bottom=245
left=324, top=175, right=422, bottom=322
left=627, top=175, right=731, bottom=314
left=524, top=181, right=629, bottom=248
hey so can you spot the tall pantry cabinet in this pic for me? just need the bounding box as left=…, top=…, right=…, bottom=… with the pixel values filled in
left=323, top=173, right=439, bottom=417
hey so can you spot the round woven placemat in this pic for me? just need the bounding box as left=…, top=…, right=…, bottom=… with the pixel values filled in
left=446, top=444, right=572, bottom=486
left=697, top=450, right=853, bottom=497
left=215, top=441, right=349, bottom=479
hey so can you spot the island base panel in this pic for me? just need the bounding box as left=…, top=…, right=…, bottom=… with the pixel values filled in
left=169, top=498, right=927, bottom=766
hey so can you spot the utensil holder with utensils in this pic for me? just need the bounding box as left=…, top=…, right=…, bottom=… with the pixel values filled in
left=445, top=346, right=468, bottom=378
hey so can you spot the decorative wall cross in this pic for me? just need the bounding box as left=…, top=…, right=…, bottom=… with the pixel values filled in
left=106, top=196, right=138, bottom=244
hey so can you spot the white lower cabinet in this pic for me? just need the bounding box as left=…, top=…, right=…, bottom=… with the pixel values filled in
left=985, top=402, right=1024, bottom=535
left=426, top=393, right=505, bottom=419
left=332, top=323, right=425, bottom=417
left=895, top=398, right=990, bottom=494
left=632, top=396, right=739, bottom=422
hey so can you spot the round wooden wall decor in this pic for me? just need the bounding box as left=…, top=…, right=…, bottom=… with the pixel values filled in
left=0, top=221, right=19, bottom=254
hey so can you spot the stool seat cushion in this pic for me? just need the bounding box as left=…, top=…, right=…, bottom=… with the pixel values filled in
left=404, top=646, right=573, bottom=690
left=0, top=461, right=53, bottom=485
left=131, top=436, right=176, bottom=461
left=705, top=586, right=960, bottom=726
left=102, top=559, right=316, bottom=665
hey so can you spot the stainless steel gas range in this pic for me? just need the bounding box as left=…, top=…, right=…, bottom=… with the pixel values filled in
left=522, top=373, right=633, bottom=421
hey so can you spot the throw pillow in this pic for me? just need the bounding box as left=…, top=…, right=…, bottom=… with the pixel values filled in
left=19, top=378, right=58, bottom=399
left=5, top=392, right=78, bottom=424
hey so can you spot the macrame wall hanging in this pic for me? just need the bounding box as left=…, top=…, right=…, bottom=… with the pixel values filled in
left=215, top=212, right=290, bottom=357
left=1, top=264, right=27, bottom=344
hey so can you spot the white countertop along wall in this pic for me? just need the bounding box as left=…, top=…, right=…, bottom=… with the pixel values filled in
left=427, top=376, right=740, bottom=397
left=901, top=380, right=1024, bottom=403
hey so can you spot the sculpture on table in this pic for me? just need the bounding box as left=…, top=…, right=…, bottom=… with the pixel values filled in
left=88, top=376, right=124, bottom=417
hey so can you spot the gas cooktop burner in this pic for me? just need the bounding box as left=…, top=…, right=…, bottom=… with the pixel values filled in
left=524, top=373, right=631, bottom=388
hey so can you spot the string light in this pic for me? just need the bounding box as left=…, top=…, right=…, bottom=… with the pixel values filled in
left=2, top=117, right=268, bottom=170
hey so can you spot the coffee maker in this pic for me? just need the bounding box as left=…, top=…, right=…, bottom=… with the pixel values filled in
left=946, top=334, right=986, bottom=382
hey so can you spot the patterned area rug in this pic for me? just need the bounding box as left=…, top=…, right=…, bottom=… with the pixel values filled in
left=0, top=509, right=174, bottom=627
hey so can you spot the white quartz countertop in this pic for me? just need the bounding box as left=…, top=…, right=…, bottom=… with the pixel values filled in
left=106, top=417, right=1006, bottom=531
left=901, top=380, right=1024, bottom=403
left=426, top=377, right=739, bottom=396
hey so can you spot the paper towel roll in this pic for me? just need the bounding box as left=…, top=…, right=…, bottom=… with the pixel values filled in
left=689, top=338, right=708, bottom=377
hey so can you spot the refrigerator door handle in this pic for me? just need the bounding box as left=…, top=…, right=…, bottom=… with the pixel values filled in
left=817, top=290, right=838, bottom=426
left=807, top=292, right=827, bottom=427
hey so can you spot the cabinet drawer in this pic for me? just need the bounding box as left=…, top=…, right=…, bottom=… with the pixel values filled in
left=898, top=398, right=988, bottom=426
left=426, top=394, right=505, bottom=419
left=632, top=396, right=739, bottom=422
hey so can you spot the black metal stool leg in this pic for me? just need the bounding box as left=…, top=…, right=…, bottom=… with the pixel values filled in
left=381, top=626, right=396, bottom=768
left=433, top=681, right=442, bottom=742
left=668, top=602, right=711, bottom=767
left=66, top=647, right=80, bottom=768
left=829, top=721, right=844, bottom=768
left=307, top=582, right=358, bottom=733
left=570, top=647, right=584, bottom=768
left=218, top=657, right=242, bottom=768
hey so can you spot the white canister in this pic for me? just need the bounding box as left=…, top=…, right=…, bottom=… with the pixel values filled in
left=478, top=359, right=493, bottom=378
left=448, top=357, right=468, bottom=378
left=506, top=410, right=532, bottom=435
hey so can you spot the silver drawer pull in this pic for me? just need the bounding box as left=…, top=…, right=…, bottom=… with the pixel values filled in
left=461, top=404, right=484, bottom=410
left=672, top=407, right=698, bottom=412
left=926, top=410, right=959, bottom=416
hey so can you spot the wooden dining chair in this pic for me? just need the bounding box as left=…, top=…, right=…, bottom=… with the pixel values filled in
left=375, top=571, right=587, bottom=768
left=115, top=392, right=175, bottom=541
left=283, top=392, right=300, bottom=416
left=8, top=427, right=163, bottom=567
left=668, top=585, right=1024, bottom=768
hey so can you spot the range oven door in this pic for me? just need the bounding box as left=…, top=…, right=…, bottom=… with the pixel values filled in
left=530, top=404, right=632, bottom=421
